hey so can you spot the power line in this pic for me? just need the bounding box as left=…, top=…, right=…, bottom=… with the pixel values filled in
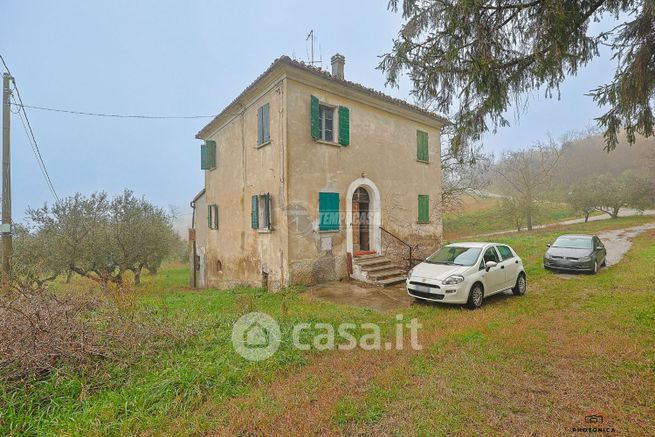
left=10, top=103, right=216, bottom=119
left=13, top=97, right=59, bottom=201
left=1, top=54, right=60, bottom=201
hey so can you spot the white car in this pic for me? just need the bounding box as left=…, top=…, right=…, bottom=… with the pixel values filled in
left=406, top=242, right=526, bottom=309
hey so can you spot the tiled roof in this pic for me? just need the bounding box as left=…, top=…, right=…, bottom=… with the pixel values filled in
left=196, top=55, right=449, bottom=138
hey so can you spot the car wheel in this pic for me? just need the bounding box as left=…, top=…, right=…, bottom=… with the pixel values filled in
left=590, top=260, right=599, bottom=274
left=512, top=273, right=526, bottom=296
left=601, top=258, right=607, bottom=267
left=466, top=283, right=484, bottom=309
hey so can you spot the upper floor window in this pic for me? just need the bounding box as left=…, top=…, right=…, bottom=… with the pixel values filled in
left=310, top=95, right=350, bottom=146
left=257, top=103, right=270, bottom=146
left=200, top=140, right=216, bottom=170
left=417, top=130, right=429, bottom=162
left=319, top=105, right=334, bottom=142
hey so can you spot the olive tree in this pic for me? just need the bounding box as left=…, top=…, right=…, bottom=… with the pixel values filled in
left=592, top=171, right=653, bottom=218
left=26, top=191, right=176, bottom=290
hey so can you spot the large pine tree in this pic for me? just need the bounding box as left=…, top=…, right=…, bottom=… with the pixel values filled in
left=380, top=0, right=654, bottom=152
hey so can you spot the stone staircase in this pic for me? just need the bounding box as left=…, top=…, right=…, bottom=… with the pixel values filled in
left=351, top=253, right=406, bottom=287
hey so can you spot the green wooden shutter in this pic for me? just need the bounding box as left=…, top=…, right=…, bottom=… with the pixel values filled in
left=310, top=95, right=320, bottom=139
left=338, top=106, right=350, bottom=146
left=257, top=106, right=263, bottom=145
left=200, top=143, right=208, bottom=169
left=319, top=192, right=340, bottom=231
left=418, top=195, right=429, bottom=223
left=251, top=195, right=259, bottom=229
left=263, top=103, right=270, bottom=143
left=205, top=140, right=217, bottom=168
left=207, top=205, right=212, bottom=228
left=417, top=131, right=428, bottom=162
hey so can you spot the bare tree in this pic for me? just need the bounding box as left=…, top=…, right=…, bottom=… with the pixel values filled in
left=441, top=143, right=492, bottom=212
left=493, top=143, right=561, bottom=231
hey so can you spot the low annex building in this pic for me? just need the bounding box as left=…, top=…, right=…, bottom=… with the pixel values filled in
left=189, top=54, right=447, bottom=289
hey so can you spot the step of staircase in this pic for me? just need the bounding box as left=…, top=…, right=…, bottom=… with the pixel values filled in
left=368, top=268, right=404, bottom=280
left=354, top=257, right=389, bottom=267
left=377, top=275, right=407, bottom=286
left=352, top=253, right=407, bottom=287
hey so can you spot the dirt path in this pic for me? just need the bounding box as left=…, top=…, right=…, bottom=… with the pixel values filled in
left=598, top=222, right=655, bottom=267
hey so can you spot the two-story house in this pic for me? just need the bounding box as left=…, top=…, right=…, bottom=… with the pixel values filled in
left=189, top=54, right=447, bottom=290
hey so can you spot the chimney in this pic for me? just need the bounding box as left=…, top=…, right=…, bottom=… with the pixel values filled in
left=331, top=53, right=345, bottom=80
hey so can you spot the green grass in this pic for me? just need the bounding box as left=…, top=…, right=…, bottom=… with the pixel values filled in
left=2, top=216, right=654, bottom=435
left=443, top=201, right=590, bottom=239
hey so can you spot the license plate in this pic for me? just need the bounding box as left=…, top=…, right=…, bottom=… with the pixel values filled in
left=414, top=284, right=432, bottom=293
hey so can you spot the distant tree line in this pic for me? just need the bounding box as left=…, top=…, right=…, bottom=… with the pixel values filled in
left=443, top=132, right=655, bottom=231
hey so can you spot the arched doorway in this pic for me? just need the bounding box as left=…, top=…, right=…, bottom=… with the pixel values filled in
left=345, top=177, right=381, bottom=255
left=352, top=187, right=370, bottom=252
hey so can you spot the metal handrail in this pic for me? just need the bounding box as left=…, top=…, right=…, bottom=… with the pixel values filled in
left=380, top=226, right=418, bottom=269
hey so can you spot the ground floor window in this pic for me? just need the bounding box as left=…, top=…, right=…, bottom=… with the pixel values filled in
left=319, top=192, right=340, bottom=231
left=418, top=195, right=430, bottom=223
left=251, top=193, right=272, bottom=230
left=208, top=204, right=218, bottom=230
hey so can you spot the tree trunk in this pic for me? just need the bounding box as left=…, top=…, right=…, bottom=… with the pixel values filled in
left=612, top=207, right=620, bottom=219
left=526, top=204, right=533, bottom=231
left=134, top=266, right=142, bottom=286
left=584, top=212, right=590, bottom=223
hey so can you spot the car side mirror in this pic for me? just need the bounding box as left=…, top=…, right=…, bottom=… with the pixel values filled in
left=596, top=246, right=603, bottom=250
left=485, top=261, right=497, bottom=271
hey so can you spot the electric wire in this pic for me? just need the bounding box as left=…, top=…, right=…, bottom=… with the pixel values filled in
left=10, top=102, right=216, bottom=119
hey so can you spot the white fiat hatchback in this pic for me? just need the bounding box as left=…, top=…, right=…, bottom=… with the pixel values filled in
left=406, top=242, right=526, bottom=309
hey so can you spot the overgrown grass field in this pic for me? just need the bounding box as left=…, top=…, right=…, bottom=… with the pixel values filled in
left=1, top=216, right=654, bottom=435
left=443, top=199, right=590, bottom=239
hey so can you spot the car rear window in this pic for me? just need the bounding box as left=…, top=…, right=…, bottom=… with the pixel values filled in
left=496, top=245, right=513, bottom=260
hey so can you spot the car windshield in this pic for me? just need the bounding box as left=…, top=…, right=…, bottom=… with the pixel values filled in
left=552, top=236, right=592, bottom=249
left=425, top=246, right=482, bottom=266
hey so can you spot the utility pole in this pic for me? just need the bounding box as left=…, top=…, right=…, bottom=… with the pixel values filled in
left=2, top=73, right=12, bottom=284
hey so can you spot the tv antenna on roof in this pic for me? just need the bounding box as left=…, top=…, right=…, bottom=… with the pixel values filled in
left=305, top=30, right=322, bottom=66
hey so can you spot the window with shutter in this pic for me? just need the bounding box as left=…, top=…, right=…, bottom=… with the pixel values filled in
left=417, top=130, right=429, bottom=162
left=257, top=103, right=270, bottom=146
left=338, top=106, right=350, bottom=146
left=418, top=195, right=430, bottom=223
left=251, top=194, right=273, bottom=231
left=319, top=105, right=334, bottom=142
left=319, top=192, right=340, bottom=231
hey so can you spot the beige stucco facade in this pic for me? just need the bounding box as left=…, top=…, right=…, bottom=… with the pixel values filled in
left=192, top=57, right=445, bottom=289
